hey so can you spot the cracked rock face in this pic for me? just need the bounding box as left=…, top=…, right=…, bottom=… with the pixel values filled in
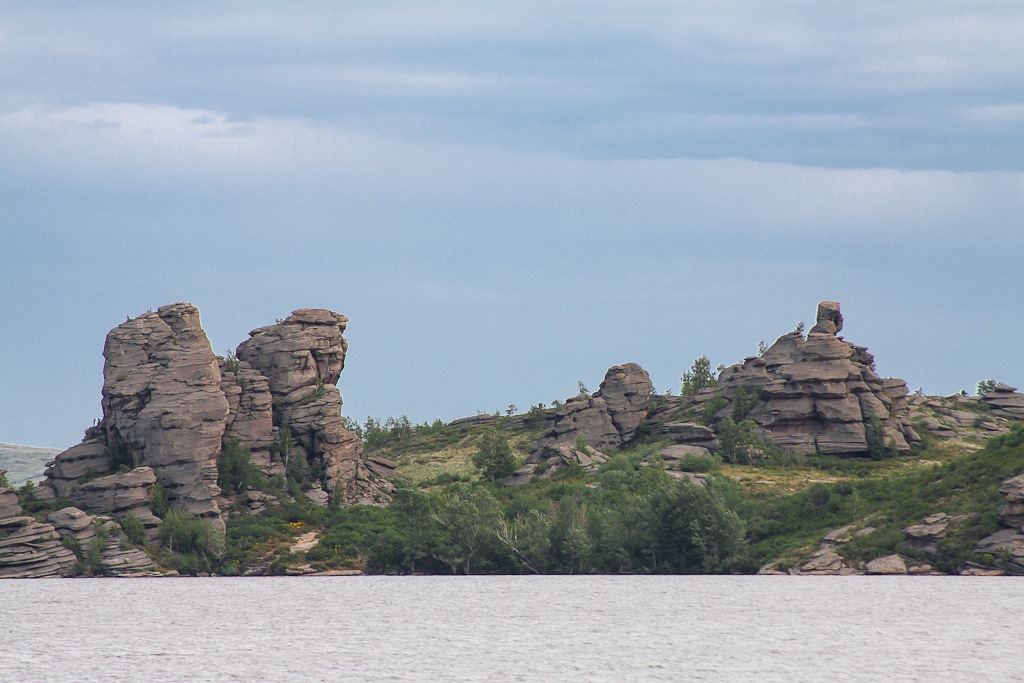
left=100, top=303, right=229, bottom=524
left=237, top=310, right=397, bottom=504
left=0, top=487, right=77, bottom=578
left=510, top=363, right=652, bottom=486
left=715, top=301, right=918, bottom=455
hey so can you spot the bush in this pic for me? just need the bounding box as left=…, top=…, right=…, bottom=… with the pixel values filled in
left=120, top=512, right=148, bottom=546
left=218, top=438, right=263, bottom=494
left=677, top=453, right=720, bottom=473
left=472, top=429, right=518, bottom=482
left=151, top=481, right=170, bottom=518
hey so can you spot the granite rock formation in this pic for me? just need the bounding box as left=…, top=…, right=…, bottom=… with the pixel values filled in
left=972, top=473, right=1024, bottom=575
left=0, top=487, right=77, bottom=578
left=99, top=303, right=229, bottom=524
left=219, top=357, right=277, bottom=476
left=979, top=385, right=1024, bottom=421
left=42, top=304, right=402, bottom=537
left=509, top=363, right=652, bottom=485
left=236, top=309, right=399, bottom=505
left=714, top=301, right=919, bottom=455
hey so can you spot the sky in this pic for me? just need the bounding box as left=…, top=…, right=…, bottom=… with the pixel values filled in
left=2, top=1, right=1023, bottom=449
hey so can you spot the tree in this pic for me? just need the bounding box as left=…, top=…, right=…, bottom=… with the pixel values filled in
left=681, top=355, right=717, bottom=396
left=431, top=484, right=500, bottom=574
left=472, top=429, right=518, bottom=481
left=977, top=379, right=1005, bottom=395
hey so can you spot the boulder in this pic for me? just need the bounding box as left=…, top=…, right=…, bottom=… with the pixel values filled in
left=902, top=513, right=950, bottom=554
left=715, top=302, right=918, bottom=456
left=997, top=474, right=1024, bottom=529
left=512, top=364, right=651, bottom=486
left=865, top=554, right=908, bottom=575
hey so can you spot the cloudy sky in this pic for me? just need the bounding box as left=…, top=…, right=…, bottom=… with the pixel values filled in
left=3, top=1, right=1023, bottom=448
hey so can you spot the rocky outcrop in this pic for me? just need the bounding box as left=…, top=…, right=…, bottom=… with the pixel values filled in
left=43, top=304, right=404, bottom=530
left=509, top=363, right=652, bottom=485
left=219, top=358, right=278, bottom=476
left=237, top=309, right=398, bottom=505
left=507, top=444, right=610, bottom=486
left=99, top=303, right=229, bottom=524
left=715, top=301, right=919, bottom=456
left=0, top=487, right=77, bottom=578
left=44, top=434, right=112, bottom=498
left=902, top=513, right=953, bottom=554
left=658, top=422, right=720, bottom=451
left=69, top=467, right=162, bottom=543
left=972, top=473, right=1024, bottom=574
left=979, top=385, right=1024, bottom=421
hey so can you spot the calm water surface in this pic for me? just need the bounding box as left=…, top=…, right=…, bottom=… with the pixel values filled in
left=2, top=576, right=1021, bottom=682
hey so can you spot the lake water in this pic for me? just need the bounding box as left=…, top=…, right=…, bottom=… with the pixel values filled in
left=2, top=576, right=1021, bottom=682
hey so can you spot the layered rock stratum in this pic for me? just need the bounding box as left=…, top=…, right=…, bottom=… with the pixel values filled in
left=509, top=363, right=652, bottom=485
left=37, top=303, right=400, bottom=532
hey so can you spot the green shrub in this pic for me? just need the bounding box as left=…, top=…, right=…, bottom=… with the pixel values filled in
left=218, top=438, right=263, bottom=494
left=677, top=453, right=720, bottom=473
left=150, top=481, right=170, bottom=518
left=120, top=512, right=148, bottom=546
left=472, top=429, right=518, bottom=482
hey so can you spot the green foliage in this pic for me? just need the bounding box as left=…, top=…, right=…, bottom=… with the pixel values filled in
left=472, top=429, right=518, bottom=482
left=573, top=434, right=590, bottom=454
left=120, top=512, right=148, bottom=546
left=218, top=438, right=263, bottom=494
left=150, top=481, right=170, bottom=518
left=341, top=415, right=364, bottom=439
left=224, top=348, right=241, bottom=373
left=159, top=512, right=224, bottom=574
left=717, top=417, right=778, bottom=464
left=0, top=470, right=9, bottom=488
left=84, top=525, right=109, bottom=574
left=700, top=393, right=728, bottom=425
left=977, top=379, right=1004, bottom=395
left=681, top=355, right=718, bottom=396
left=731, top=387, right=760, bottom=421
left=677, top=452, right=720, bottom=473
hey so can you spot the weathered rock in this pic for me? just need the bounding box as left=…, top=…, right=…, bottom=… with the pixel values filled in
left=70, top=467, right=155, bottom=514
left=979, top=386, right=1024, bottom=421
left=237, top=310, right=398, bottom=505
left=99, top=303, right=229, bottom=525
left=902, top=513, right=950, bottom=554
left=45, top=436, right=113, bottom=498
left=974, top=528, right=1024, bottom=575
left=507, top=444, right=610, bottom=486
left=799, top=548, right=844, bottom=574
left=514, top=364, right=652, bottom=485
left=865, top=554, right=908, bottom=575
left=306, top=481, right=329, bottom=507
left=0, top=487, right=77, bottom=579
left=47, top=507, right=98, bottom=545
left=98, top=534, right=160, bottom=577
left=659, top=423, right=720, bottom=451
left=997, top=474, right=1024, bottom=530
left=219, top=358, right=278, bottom=476
left=715, top=302, right=918, bottom=456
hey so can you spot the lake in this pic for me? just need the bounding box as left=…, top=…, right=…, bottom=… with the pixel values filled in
left=1, top=575, right=1020, bottom=682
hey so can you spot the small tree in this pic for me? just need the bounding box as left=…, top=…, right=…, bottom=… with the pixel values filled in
left=977, top=379, right=1004, bottom=395
left=472, top=429, right=518, bottom=481
left=681, top=355, right=717, bottom=396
